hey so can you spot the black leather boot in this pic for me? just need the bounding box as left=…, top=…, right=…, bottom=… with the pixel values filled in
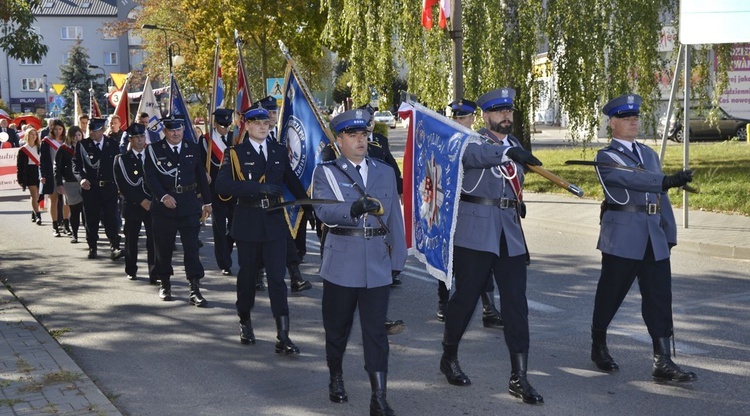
left=440, top=342, right=470, bottom=386
left=591, top=327, right=619, bottom=372
left=274, top=316, right=300, bottom=355
left=385, top=318, right=405, bottom=336
left=62, top=219, right=72, bottom=235
left=481, top=292, right=503, bottom=329
left=288, top=264, right=312, bottom=292
left=329, top=373, right=347, bottom=403
left=652, top=337, right=697, bottom=382
left=239, top=314, right=255, bottom=345
left=52, top=221, right=61, bottom=237
left=509, top=353, right=543, bottom=404
left=159, top=280, right=172, bottom=301
left=368, top=372, right=395, bottom=416
left=188, top=279, right=207, bottom=307
left=436, top=301, right=447, bottom=322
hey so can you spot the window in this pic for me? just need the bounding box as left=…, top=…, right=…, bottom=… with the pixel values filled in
left=20, top=57, right=41, bottom=65
left=21, top=78, right=42, bottom=92
left=104, top=52, right=118, bottom=65
left=61, top=26, right=82, bottom=40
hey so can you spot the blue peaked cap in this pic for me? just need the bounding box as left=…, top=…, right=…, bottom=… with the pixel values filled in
left=242, top=102, right=270, bottom=121
left=257, top=95, right=278, bottom=111
left=330, top=109, right=371, bottom=134
left=449, top=99, right=477, bottom=116
left=89, top=118, right=107, bottom=131
left=161, top=114, right=185, bottom=130
left=602, top=94, right=642, bottom=117
left=477, top=88, right=516, bottom=112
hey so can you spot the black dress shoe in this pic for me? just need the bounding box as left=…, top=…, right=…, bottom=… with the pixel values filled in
left=652, top=357, right=697, bottom=382
left=329, top=373, right=348, bottom=403
left=275, top=337, right=300, bottom=355
left=509, top=375, right=544, bottom=404
left=158, top=288, right=173, bottom=301
left=127, top=274, right=137, bottom=280
left=87, top=249, right=97, bottom=259
left=291, top=279, right=312, bottom=292
left=591, top=344, right=619, bottom=372
left=436, top=301, right=447, bottom=322
left=240, top=323, right=255, bottom=345
left=149, top=277, right=160, bottom=285
left=482, top=309, right=504, bottom=329
left=390, top=274, right=402, bottom=287
left=221, top=268, right=232, bottom=276
left=385, top=319, right=405, bottom=336
left=110, top=248, right=124, bottom=260
left=440, top=355, right=471, bottom=386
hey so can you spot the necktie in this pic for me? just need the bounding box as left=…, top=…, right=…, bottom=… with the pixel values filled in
left=631, top=142, right=641, bottom=164
left=172, top=145, right=179, bottom=156
left=269, top=129, right=276, bottom=141
left=259, top=144, right=265, bottom=160
left=221, top=135, right=227, bottom=146
left=356, top=164, right=364, bottom=185
left=136, top=153, right=142, bottom=163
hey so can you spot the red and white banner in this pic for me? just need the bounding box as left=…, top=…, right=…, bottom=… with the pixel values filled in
left=0, top=148, right=19, bottom=190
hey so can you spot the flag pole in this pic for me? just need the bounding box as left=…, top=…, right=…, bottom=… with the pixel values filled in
left=235, top=30, right=254, bottom=104
left=207, top=36, right=220, bottom=172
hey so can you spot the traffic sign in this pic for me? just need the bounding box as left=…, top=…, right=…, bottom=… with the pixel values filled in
left=53, top=95, right=66, bottom=107
left=267, top=78, right=284, bottom=99
left=109, top=89, right=123, bottom=107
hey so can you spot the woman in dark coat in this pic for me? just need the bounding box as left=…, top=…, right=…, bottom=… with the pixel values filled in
left=17, top=128, right=42, bottom=224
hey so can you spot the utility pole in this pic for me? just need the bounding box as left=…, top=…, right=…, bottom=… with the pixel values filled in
left=450, top=0, right=464, bottom=101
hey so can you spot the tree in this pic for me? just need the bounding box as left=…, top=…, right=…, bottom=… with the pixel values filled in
left=1, top=0, right=48, bottom=62
left=58, top=40, right=105, bottom=124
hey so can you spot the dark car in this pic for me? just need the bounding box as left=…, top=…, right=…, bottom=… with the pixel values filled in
left=659, top=107, right=750, bottom=142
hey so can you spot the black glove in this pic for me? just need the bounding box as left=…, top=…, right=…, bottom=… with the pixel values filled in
left=350, top=196, right=383, bottom=217
left=506, top=147, right=543, bottom=166
left=259, top=183, right=283, bottom=196
left=517, top=201, right=527, bottom=219
left=662, top=170, right=693, bottom=191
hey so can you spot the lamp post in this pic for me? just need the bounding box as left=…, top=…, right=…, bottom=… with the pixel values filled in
left=87, top=64, right=109, bottom=116
left=37, top=74, right=52, bottom=117
left=141, top=25, right=185, bottom=115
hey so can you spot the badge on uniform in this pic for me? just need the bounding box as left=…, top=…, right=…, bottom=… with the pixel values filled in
left=133, top=170, right=138, bottom=175
left=167, top=162, right=173, bottom=167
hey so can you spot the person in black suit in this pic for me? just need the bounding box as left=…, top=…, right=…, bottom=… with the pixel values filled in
left=114, top=123, right=156, bottom=283
left=143, top=115, right=212, bottom=305
left=215, top=103, right=309, bottom=354
left=72, top=118, right=124, bottom=260
left=199, top=109, right=236, bottom=276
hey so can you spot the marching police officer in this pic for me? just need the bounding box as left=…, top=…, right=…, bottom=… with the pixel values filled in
left=143, top=115, right=212, bottom=305
left=199, top=108, right=236, bottom=276
left=312, top=109, right=407, bottom=416
left=73, top=117, right=124, bottom=260
left=215, top=103, right=309, bottom=354
left=437, top=98, right=504, bottom=329
left=114, top=123, right=156, bottom=283
left=440, top=88, right=544, bottom=405
left=591, top=93, right=696, bottom=382
left=258, top=95, right=280, bottom=142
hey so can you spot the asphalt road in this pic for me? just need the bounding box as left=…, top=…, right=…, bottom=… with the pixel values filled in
left=1, top=129, right=748, bottom=415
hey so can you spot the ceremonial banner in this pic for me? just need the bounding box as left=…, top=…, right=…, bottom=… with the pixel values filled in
left=89, top=89, right=102, bottom=118
left=278, top=64, right=333, bottom=238
left=211, top=38, right=225, bottom=112
left=136, top=76, right=164, bottom=144
left=399, top=100, right=480, bottom=288
left=73, top=90, right=83, bottom=126
left=169, top=75, right=197, bottom=143
left=0, top=148, right=19, bottom=190
left=234, top=30, right=253, bottom=142
left=113, top=75, right=131, bottom=131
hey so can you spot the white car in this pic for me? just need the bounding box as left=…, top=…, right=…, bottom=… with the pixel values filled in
left=373, top=111, right=397, bottom=128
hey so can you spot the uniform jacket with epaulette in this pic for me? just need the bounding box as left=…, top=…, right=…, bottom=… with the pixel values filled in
left=214, top=138, right=307, bottom=242
left=114, top=150, right=152, bottom=207
left=312, top=156, right=407, bottom=289
left=143, top=138, right=211, bottom=218
left=454, top=130, right=527, bottom=257
left=73, top=137, right=120, bottom=186
left=595, top=140, right=676, bottom=261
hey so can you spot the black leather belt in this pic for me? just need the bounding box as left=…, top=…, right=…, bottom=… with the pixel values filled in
left=328, top=227, right=388, bottom=238
left=460, top=194, right=518, bottom=209
left=97, top=180, right=112, bottom=187
left=607, top=203, right=661, bottom=215
left=237, top=197, right=279, bottom=209
left=169, top=183, right=197, bottom=194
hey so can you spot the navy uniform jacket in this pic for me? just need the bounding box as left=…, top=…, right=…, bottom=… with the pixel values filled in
left=312, top=156, right=407, bottom=289
left=73, top=137, right=120, bottom=186
left=214, top=138, right=307, bottom=242
left=595, top=140, right=676, bottom=261
left=454, top=132, right=527, bottom=257
left=143, top=139, right=211, bottom=218
left=199, top=130, right=234, bottom=201
left=114, top=150, right=151, bottom=206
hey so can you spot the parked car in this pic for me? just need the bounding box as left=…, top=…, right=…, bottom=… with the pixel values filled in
left=658, top=106, right=750, bottom=142
left=373, top=110, right=397, bottom=129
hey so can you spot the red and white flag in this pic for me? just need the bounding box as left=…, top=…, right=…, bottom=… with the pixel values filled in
left=422, top=0, right=450, bottom=30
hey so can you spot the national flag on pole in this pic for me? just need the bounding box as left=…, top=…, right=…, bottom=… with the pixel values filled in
left=113, top=75, right=131, bottom=131
left=137, top=75, right=164, bottom=144
left=73, top=90, right=83, bottom=125
left=211, top=38, right=225, bottom=112
left=89, top=89, right=102, bottom=118
left=422, top=0, right=449, bottom=29
left=169, top=74, right=197, bottom=143
left=234, top=57, right=252, bottom=141
left=278, top=64, right=334, bottom=237
left=398, top=100, right=480, bottom=289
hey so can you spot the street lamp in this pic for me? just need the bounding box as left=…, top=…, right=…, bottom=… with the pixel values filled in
left=87, top=64, right=110, bottom=116
left=37, top=74, right=53, bottom=117
left=141, top=24, right=184, bottom=75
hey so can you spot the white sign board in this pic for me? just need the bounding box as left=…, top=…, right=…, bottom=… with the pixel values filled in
left=718, top=44, right=750, bottom=118
left=0, top=148, right=19, bottom=190
left=680, top=1, right=750, bottom=44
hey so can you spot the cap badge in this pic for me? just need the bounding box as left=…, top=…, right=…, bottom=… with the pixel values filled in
left=501, top=89, right=509, bottom=98
left=355, top=110, right=363, bottom=119
left=627, top=95, right=635, bottom=104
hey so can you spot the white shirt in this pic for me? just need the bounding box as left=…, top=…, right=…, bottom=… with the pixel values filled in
left=249, top=139, right=267, bottom=160
left=348, top=158, right=368, bottom=186
left=612, top=138, right=641, bottom=162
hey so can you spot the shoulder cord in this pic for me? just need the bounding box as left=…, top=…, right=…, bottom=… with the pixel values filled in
left=78, top=145, right=101, bottom=170
left=596, top=150, right=630, bottom=205
left=146, top=145, right=178, bottom=177
left=218, top=148, right=266, bottom=202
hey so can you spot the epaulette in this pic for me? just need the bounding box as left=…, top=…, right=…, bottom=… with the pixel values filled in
left=368, top=156, right=387, bottom=165
left=321, top=160, right=336, bottom=165
left=367, top=140, right=382, bottom=148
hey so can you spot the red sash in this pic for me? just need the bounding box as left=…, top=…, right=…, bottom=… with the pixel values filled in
left=20, top=146, right=40, bottom=166
left=42, top=137, right=62, bottom=151
left=60, top=143, right=75, bottom=157
left=499, top=162, right=523, bottom=201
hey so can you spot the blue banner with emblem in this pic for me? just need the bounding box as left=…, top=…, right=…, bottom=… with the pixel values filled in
left=399, top=101, right=480, bottom=289
left=169, top=75, right=197, bottom=143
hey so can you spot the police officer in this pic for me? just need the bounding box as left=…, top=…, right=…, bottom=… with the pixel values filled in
left=73, top=117, right=124, bottom=260
left=143, top=115, right=212, bottom=305
left=591, top=93, right=696, bottom=382
left=440, top=88, right=544, bottom=405
left=258, top=95, right=280, bottom=142
left=199, top=108, right=236, bottom=276
left=437, top=99, right=504, bottom=329
left=114, top=123, right=156, bottom=283
left=214, top=103, right=309, bottom=354
left=312, top=109, right=406, bottom=416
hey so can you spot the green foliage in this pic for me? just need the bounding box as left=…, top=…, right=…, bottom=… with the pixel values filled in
left=0, top=98, right=10, bottom=113
left=0, top=0, right=49, bottom=62
left=58, top=40, right=105, bottom=124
